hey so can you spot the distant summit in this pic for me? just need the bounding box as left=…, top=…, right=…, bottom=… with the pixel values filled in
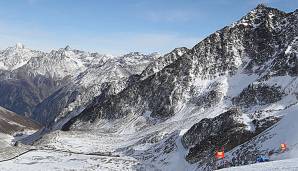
left=64, top=45, right=71, bottom=51
left=15, top=42, right=25, bottom=49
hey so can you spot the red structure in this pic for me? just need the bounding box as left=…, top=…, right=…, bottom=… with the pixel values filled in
left=281, top=143, right=287, bottom=152
left=215, top=147, right=225, bottom=159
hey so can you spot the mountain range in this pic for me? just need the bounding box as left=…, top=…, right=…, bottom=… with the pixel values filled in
left=0, top=4, right=297, bottom=171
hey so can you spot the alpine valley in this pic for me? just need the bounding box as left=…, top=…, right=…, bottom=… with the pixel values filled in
left=0, top=4, right=298, bottom=171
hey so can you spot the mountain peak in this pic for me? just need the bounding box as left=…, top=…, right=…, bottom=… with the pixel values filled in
left=232, top=4, right=287, bottom=28
left=125, top=52, right=142, bottom=56
left=255, top=4, right=268, bottom=10
left=64, top=45, right=71, bottom=51
left=252, top=4, right=285, bottom=14
left=15, top=42, right=25, bottom=49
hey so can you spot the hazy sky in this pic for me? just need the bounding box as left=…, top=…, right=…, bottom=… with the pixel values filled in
left=0, top=0, right=297, bottom=55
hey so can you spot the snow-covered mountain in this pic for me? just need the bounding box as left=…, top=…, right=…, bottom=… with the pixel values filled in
left=0, top=43, right=44, bottom=71
left=0, top=44, right=159, bottom=124
left=33, top=50, right=160, bottom=126
left=59, top=4, right=298, bottom=170
left=18, top=46, right=112, bottom=79
left=0, top=4, right=297, bottom=171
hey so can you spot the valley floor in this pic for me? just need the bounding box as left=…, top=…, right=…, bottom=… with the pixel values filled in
left=0, top=149, right=139, bottom=171
left=1, top=102, right=298, bottom=171
left=0, top=131, right=143, bottom=171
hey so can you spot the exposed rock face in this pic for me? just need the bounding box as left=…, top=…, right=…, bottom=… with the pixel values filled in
left=190, top=82, right=224, bottom=109
left=232, top=83, right=284, bottom=108
left=140, top=47, right=189, bottom=79
left=0, top=73, right=66, bottom=118
left=181, top=109, right=280, bottom=166
left=0, top=106, right=41, bottom=135
left=32, top=87, right=78, bottom=125
left=269, top=37, right=298, bottom=77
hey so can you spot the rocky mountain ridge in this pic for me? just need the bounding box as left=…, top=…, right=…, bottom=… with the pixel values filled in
left=60, top=5, right=298, bottom=170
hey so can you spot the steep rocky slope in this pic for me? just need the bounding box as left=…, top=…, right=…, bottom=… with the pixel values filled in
left=33, top=51, right=159, bottom=126
left=64, top=5, right=296, bottom=128
left=60, top=5, right=298, bottom=170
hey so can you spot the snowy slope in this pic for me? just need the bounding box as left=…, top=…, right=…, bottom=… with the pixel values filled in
left=0, top=133, right=13, bottom=149
left=0, top=106, right=41, bottom=163
left=0, top=150, right=140, bottom=171
left=220, top=103, right=298, bottom=167
left=219, top=158, right=298, bottom=171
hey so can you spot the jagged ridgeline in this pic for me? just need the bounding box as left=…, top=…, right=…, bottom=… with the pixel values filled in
left=0, top=44, right=161, bottom=126
left=63, top=4, right=297, bottom=129
left=60, top=4, right=298, bottom=169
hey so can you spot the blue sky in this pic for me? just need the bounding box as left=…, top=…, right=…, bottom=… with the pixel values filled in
left=0, top=0, right=297, bottom=55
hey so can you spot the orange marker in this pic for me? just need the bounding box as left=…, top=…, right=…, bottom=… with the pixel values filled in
left=215, top=151, right=225, bottom=159
left=281, top=143, right=287, bottom=152
left=215, top=147, right=225, bottom=159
